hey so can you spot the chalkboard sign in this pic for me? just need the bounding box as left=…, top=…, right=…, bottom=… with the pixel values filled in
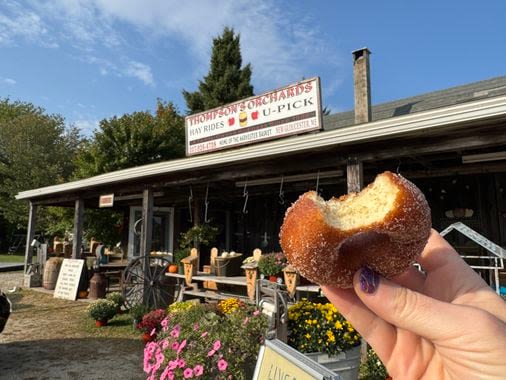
left=253, top=339, right=341, bottom=380
left=54, top=259, right=84, bottom=301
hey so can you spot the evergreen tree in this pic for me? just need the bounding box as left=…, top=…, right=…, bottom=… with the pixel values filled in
left=183, top=27, right=254, bottom=114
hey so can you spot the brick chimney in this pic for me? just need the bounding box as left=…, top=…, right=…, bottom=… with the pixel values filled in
left=352, top=48, right=372, bottom=124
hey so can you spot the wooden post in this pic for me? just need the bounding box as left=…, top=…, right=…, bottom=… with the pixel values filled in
left=282, top=265, right=299, bottom=299
left=347, top=158, right=363, bottom=193
left=346, top=157, right=368, bottom=362
left=244, top=266, right=258, bottom=301
left=141, top=188, right=154, bottom=305
left=72, top=199, right=84, bottom=259
left=23, top=202, right=37, bottom=274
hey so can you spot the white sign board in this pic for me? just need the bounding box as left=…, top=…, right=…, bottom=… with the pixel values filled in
left=54, top=259, right=84, bottom=301
left=185, top=77, right=322, bottom=156
left=99, top=193, right=114, bottom=208
left=253, top=339, right=340, bottom=380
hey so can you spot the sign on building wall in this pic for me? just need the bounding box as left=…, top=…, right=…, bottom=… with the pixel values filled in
left=99, top=193, right=114, bottom=208
left=185, top=77, right=322, bottom=156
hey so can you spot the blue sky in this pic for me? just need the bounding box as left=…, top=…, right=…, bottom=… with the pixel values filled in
left=0, top=1, right=505, bottom=136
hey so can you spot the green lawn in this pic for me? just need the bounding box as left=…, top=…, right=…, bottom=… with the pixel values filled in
left=0, top=253, right=24, bottom=263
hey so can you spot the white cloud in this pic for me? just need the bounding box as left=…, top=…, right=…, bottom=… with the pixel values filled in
left=124, top=61, right=154, bottom=86
left=1, top=77, right=16, bottom=85
left=0, top=0, right=57, bottom=47
left=88, top=0, right=344, bottom=90
left=2, top=1, right=344, bottom=93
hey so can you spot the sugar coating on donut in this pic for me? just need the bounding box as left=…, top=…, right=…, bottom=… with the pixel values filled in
left=279, top=171, right=431, bottom=288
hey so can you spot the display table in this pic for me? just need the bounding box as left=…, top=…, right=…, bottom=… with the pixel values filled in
left=165, top=272, right=321, bottom=303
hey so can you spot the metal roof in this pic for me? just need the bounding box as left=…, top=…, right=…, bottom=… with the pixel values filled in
left=16, top=91, right=506, bottom=201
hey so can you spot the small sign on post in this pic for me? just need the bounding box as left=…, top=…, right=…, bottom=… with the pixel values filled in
left=253, top=339, right=341, bottom=380
left=99, top=194, right=114, bottom=208
left=54, top=259, right=84, bottom=301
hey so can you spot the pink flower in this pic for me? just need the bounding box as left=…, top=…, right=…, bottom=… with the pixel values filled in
left=177, top=339, right=187, bottom=354
left=207, top=349, right=216, bottom=357
left=170, top=324, right=181, bottom=338
left=183, top=368, right=194, bottom=378
left=193, top=365, right=204, bottom=377
left=171, top=342, right=179, bottom=351
left=160, top=366, right=172, bottom=380
left=161, top=317, right=169, bottom=332
left=253, top=310, right=260, bottom=316
left=217, top=358, right=228, bottom=372
left=168, top=360, right=178, bottom=370
left=212, top=340, right=221, bottom=351
left=178, top=358, right=186, bottom=368
left=150, top=328, right=157, bottom=337
left=201, top=331, right=208, bottom=338
left=161, top=339, right=169, bottom=349
left=243, top=317, right=249, bottom=325
left=193, top=322, right=199, bottom=330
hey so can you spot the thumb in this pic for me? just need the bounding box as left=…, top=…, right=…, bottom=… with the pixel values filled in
left=354, top=267, right=474, bottom=342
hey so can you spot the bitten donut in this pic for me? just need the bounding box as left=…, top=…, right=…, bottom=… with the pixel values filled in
left=279, top=171, right=431, bottom=288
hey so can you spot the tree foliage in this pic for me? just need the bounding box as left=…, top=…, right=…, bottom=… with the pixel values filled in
left=74, top=100, right=185, bottom=178
left=0, top=98, right=81, bottom=230
left=183, top=27, right=254, bottom=114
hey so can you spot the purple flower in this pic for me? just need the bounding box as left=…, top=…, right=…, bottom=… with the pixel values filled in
left=217, top=358, right=228, bottom=372
left=193, top=365, right=204, bottom=377
left=212, top=340, right=221, bottom=351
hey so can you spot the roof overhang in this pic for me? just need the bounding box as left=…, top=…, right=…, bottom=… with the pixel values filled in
left=16, top=94, right=506, bottom=201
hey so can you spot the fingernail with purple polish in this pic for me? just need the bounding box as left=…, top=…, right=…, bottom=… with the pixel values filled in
left=359, top=267, right=379, bottom=294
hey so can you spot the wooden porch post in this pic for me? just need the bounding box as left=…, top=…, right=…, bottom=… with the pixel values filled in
left=346, top=157, right=363, bottom=193
left=141, top=189, right=154, bottom=304
left=346, top=157, right=367, bottom=362
left=23, top=201, right=37, bottom=274
left=72, top=199, right=84, bottom=259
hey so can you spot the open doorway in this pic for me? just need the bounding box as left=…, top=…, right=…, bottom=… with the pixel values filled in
left=127, top=206, right=174, bottom=260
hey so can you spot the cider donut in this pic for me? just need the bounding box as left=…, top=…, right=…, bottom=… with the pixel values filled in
left=279, top=171, right=431, bottom=288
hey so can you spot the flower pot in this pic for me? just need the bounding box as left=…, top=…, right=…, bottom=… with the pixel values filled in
left=142, top=332, right=155, bottom=343
left=95, top=320, right=108, bottom=327
left=304, top=346, right=360, bottom=380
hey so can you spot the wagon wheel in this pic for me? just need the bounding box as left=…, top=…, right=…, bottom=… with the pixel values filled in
left=121, top=256, right=172, bottom=309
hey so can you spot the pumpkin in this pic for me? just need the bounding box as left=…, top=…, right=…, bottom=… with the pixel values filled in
left=167, top=264, right=178, bottom=273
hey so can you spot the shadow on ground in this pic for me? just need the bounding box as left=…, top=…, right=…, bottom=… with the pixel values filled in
left=0, top=337, right=145, bottom=380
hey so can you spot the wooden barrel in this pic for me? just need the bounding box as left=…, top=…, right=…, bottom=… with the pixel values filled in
left=43, top=258, right=63, bottom=290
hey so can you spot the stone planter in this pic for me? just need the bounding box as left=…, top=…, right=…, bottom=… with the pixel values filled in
left=304, top=346, right=360, bottom=380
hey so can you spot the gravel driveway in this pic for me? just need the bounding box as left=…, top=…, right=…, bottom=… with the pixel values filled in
left=0, top=271, right=146, bottom=380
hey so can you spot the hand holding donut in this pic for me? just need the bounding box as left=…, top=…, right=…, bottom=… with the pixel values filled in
left=322, top=230, right=506, bottom=379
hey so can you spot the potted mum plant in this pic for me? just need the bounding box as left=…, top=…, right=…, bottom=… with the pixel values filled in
left=106, top=292, right=124, bottom=313
left=136, top=308, right=167, bottom=343
left=87, top=299, right=117, bottom=327
left=287, top=299, right=361, bottom=378
left=258, top=252, right=287, bottom=282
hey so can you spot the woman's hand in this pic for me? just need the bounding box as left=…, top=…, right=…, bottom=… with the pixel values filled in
left=322, top=230, right=506, bottom=379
